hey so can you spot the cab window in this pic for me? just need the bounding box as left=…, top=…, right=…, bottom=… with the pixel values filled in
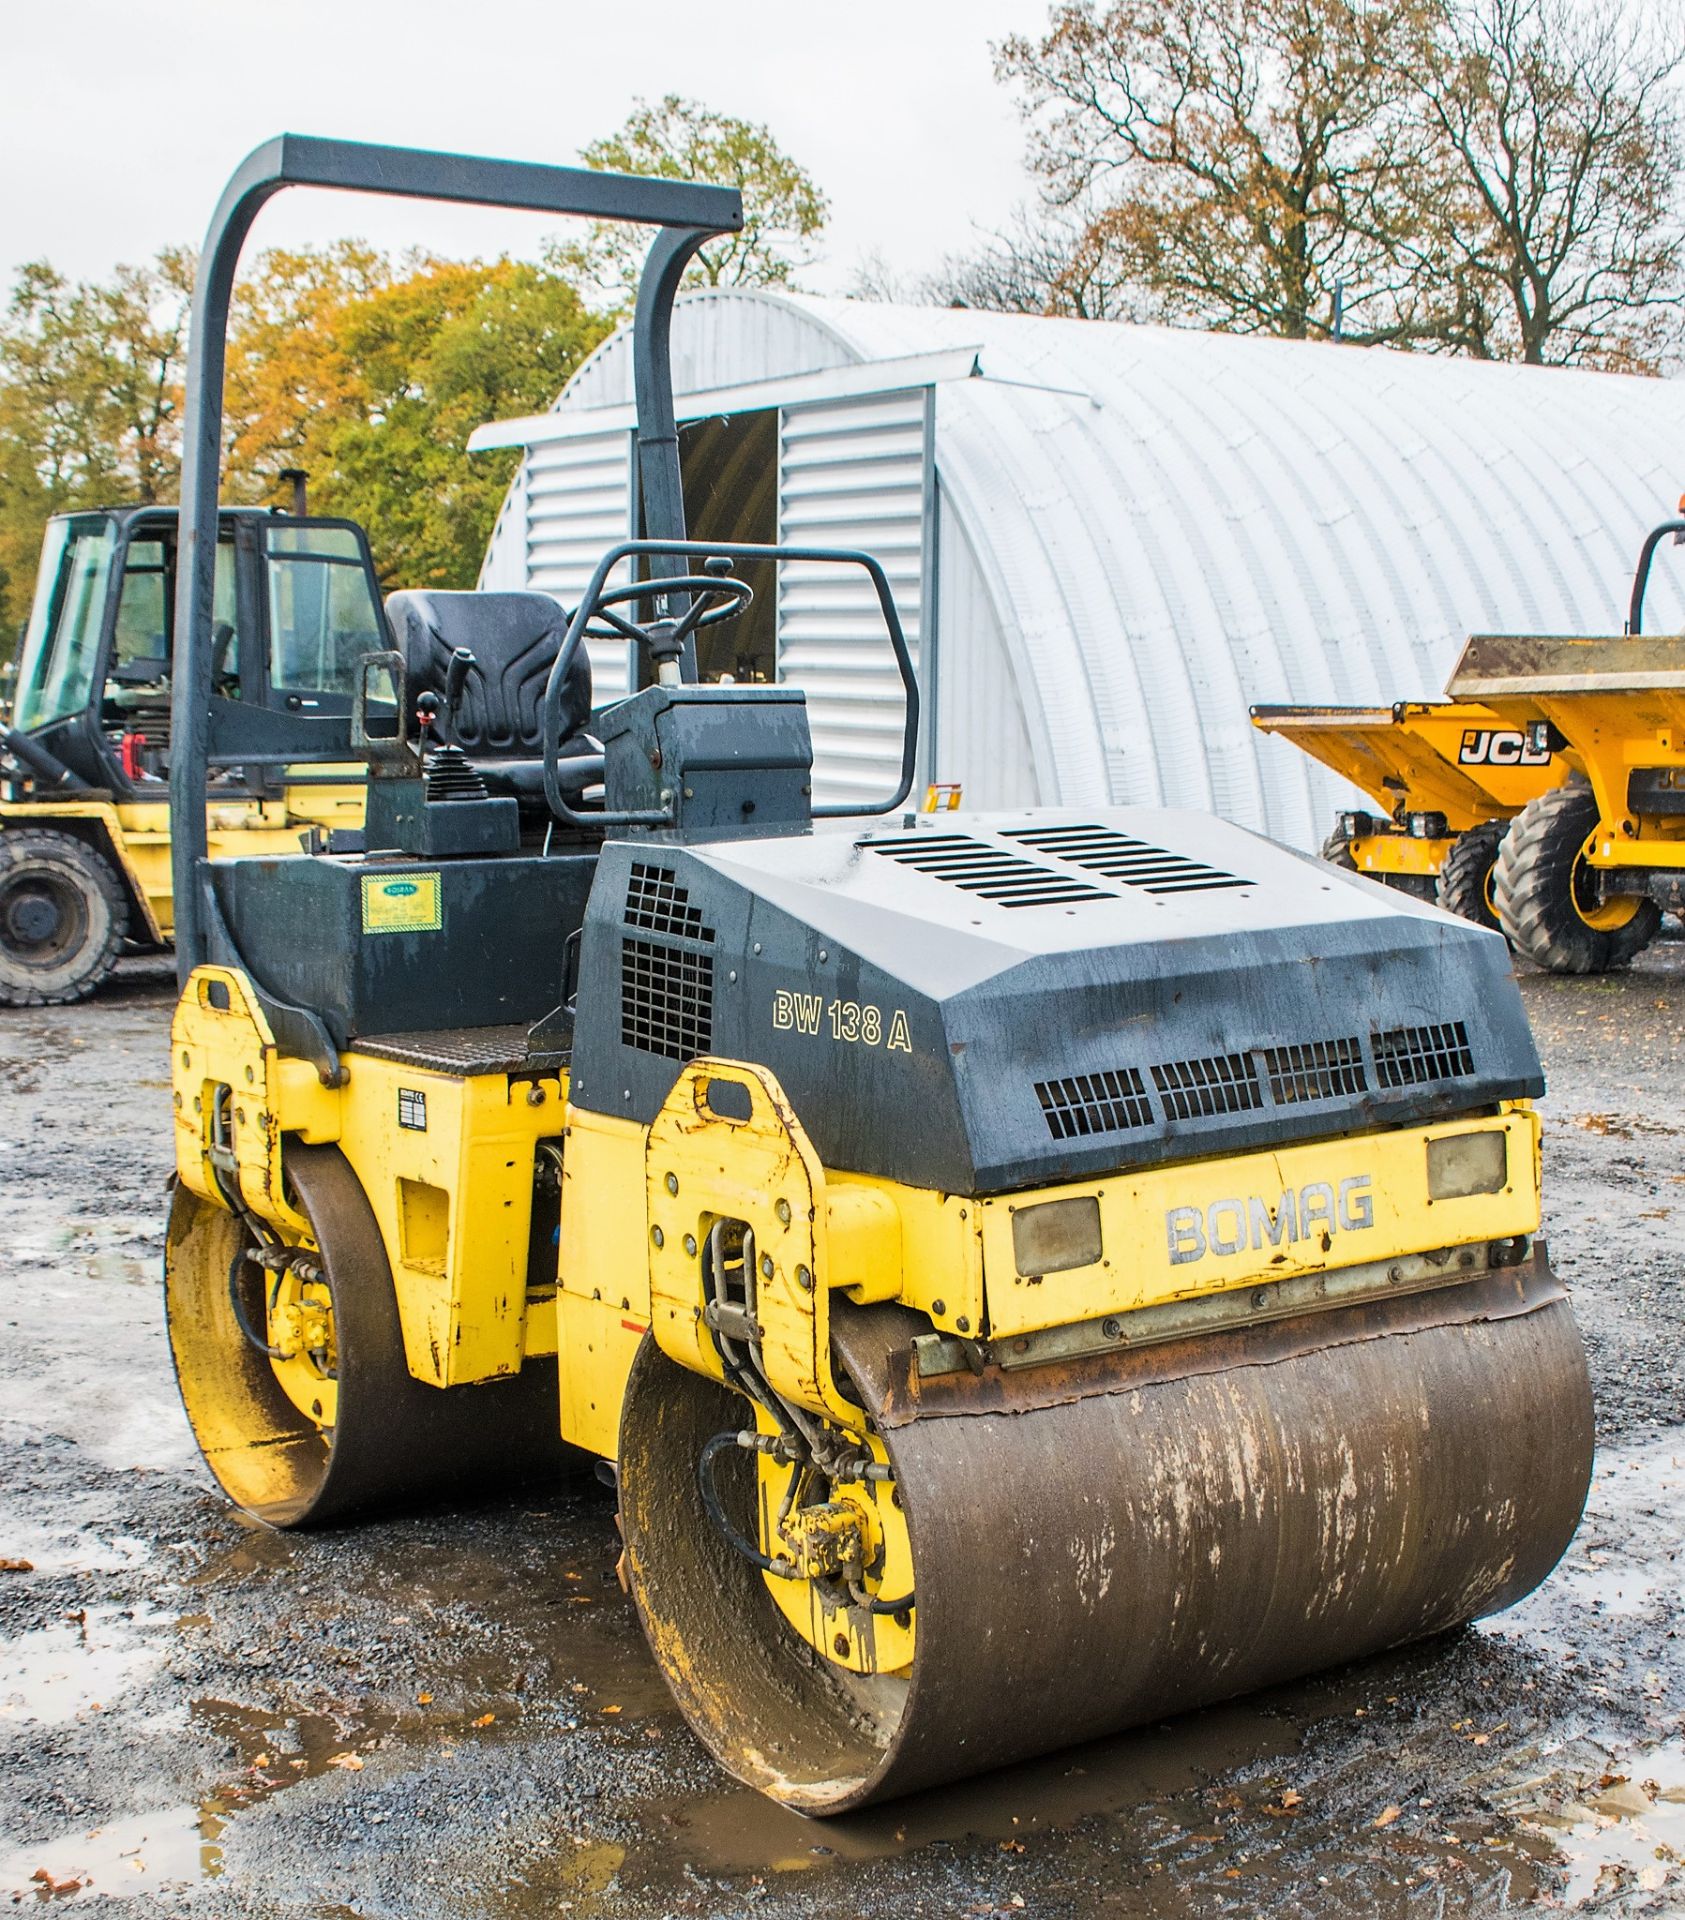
left=107, top=538, right=242, bottom=698
left=12, top=519, right=115, bottom=732
left=265, top=525, right=384, bottom=696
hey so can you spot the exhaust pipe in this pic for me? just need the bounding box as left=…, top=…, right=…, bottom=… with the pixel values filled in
left=2, top=725, right=88, bottom=791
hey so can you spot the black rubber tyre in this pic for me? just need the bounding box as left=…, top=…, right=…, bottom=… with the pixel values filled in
left=0, top=828, right=128, bottom=1006
left=1437, top=820, right=1508, bottom=934
left=1493, top=785, right=1662, bottom=974
left=1321, top=829, right=1435, bottom=901
left=1319, top=830, right=1358, bottom=872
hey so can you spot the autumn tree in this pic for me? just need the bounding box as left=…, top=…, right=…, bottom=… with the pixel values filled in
left=0, top=244, right=608, bottom=646
left=0, top=250, right=193, bottom=634
left=225, top=249, right=609, bottom=588
left=569, top=95, right=828, bottom=306
left=1406, top=0, right=1684, bottom=366
left=988, top=0, right=1685, bottom=363
left=994, top=0, right=1435, bottom=342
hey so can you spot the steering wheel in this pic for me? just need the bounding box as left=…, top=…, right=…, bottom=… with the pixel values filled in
left=569, top=557, right=752, bottom=659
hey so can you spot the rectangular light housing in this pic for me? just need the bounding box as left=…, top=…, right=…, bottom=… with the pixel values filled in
left=1427, top=1129, right=1507, bottom=1200
left=1012, top=1196, right=1103, bottom=1277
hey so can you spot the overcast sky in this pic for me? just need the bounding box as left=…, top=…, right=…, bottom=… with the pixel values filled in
left=0, top=0, right=1049, bottom=296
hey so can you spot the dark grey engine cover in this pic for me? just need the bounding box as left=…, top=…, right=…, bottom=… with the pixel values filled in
left=570, top=809, right=1542, bottom=1196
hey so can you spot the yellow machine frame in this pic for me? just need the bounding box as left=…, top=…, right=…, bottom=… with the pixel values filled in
left=2, top=786, right=365, bottom=947
left=173, top=963, right=1542, bottom=1468
left=1250, top=699, right=1565, bottom=879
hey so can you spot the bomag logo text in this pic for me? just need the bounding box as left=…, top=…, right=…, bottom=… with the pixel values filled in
left=1457, top=728, right=1550, bottom=767
left=1166, top=1175, right=1373, bottom=1265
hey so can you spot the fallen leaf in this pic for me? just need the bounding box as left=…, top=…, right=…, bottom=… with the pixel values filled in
left=1281, top=1789, right=1302, bottom=1809
left=1594, top=1781, right=1652, bottom=1818
left=0, top=1558, right=33, bottom=1573
left=1000, top=1840, right=1025, bottom=1854
left=417, top=1691, right=433, bottom=1706
left=1374, top=1805, right=1402, bottom=1828
left=30, top=1870, right=83, bottom=1894
left=602, top=1704, right=621, bottom=1715
left=326, top=1752, right=363, bottom=1770
left=472, top=1713, right=496, bottom=1728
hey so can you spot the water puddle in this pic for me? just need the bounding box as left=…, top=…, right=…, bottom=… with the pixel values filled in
left=1507, top=1737, right=1685, bottom=1907
left=0, top=1607, right=169, bottom=1725
left=0, top=1696, right=397, bottom=1904
left=0, top=1803, right=221, bottom=1903
left=634, top=1697, right=1304, bottom=1875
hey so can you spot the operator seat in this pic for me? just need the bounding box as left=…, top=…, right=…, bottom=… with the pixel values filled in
left=385, top=589, right=596, bottom=806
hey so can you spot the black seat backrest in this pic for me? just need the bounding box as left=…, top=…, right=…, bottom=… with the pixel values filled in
left=385, top=590, right=592, bottom=757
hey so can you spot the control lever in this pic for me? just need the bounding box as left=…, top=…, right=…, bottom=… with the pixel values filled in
left=444, top=647, right=478, bottom=720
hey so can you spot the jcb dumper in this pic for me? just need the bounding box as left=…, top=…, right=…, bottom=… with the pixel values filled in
left=160, top=135, right=1592, bottom=1814
left=1250, top=699, right=1565, bottom=929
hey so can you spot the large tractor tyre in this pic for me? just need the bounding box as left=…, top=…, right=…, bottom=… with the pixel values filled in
left=1493, top=785, right=1662, bottom=974
left=1437, top=820, right=1508, bottom=935
left=1320, top=830, right=1435, bottom=902
left=0, top=828, right=128, bottom=1006
left=165, top=1143, right=563, bottom=1528
left=1319, top=830, right=1359, bottom=872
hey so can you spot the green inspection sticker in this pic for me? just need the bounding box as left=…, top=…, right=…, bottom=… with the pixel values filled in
left=361, top=871, right=443, bottom=934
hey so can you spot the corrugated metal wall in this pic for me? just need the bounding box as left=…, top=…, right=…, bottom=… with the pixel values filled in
left=776, top=390, right=929, bottom=809
left=520, top=428, right=635, bottom=702
left=479, top=289, right=1685, bottom=850
left=932, top=486, right=1041, bottom=807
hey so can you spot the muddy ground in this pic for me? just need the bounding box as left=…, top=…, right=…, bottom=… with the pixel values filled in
left=5, top=949, right=1685, bottom=1917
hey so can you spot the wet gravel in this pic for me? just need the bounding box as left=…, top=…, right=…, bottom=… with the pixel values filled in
left=4, top=946, right=1685, bottom=1915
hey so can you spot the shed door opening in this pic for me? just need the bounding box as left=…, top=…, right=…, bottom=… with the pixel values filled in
left=679, top=410, right=777, bottom=684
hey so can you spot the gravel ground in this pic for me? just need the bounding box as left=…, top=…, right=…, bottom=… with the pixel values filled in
left=3, top=945, right=1685, bottom=1917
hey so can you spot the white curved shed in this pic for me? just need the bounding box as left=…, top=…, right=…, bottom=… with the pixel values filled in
left=475, top=292, right=1685, bottom=848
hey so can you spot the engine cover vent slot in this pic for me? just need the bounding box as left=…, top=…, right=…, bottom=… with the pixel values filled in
left=1002, top=823, right=1251, bottom=895
left=1263, top=1037, right=1368, bottom=1104
left=867, top=834, right=1113, bottom=908
left=1372, top=1020, right=1474, bottom=1087
left=624, top=862, right=715, bottom=942
left=1034, top=1068, right=1154, bottom=1141
left=621, top=938, right=714, bottom=1060
left=1152, top=1052, right=1264, bottom=1119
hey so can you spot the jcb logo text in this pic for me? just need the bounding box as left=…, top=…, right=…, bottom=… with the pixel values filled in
left=1458, top=728, right=1550, bottom=767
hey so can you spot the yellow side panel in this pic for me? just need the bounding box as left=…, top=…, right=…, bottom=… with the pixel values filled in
left=555, top=1109, right=654, bottom=1459
left=331, top=1056, right=564, bottom=1387
left=1349, top=833, right=1446, bottom=878
left=557, top=1109, right=652, bottom=1315
left=979, top=1109, right=1540, bottom=1339
left=556, top=1293, right=646, bottom=1461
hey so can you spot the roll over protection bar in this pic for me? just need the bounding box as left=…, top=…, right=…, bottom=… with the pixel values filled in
left=169, top=133, right=741, bottom=981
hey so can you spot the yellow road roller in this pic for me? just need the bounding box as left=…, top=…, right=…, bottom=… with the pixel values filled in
left=162, top=136, right=1592, bottom=1814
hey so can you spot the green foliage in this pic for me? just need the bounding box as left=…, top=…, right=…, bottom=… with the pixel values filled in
left=0, top=245, right=610, bottom=647
left=570, top=94, right=829, bottom=306
left=0, top=250, right=193, bottom=640
left=227, top=250, right=610, bottom=589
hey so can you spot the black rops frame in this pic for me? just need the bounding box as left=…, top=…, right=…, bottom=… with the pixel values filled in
left=1627, top=518, right=1685, bottom=636
left=168, top=133, right=742, bottom=983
